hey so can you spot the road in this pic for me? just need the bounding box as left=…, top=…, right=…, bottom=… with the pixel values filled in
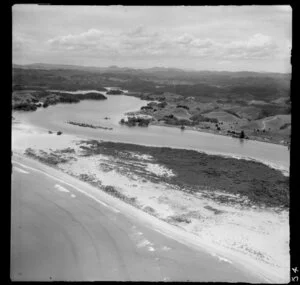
left=11, top=155, right=263, bottom=282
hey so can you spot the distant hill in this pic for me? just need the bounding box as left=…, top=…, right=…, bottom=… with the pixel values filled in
left=13, top=63, right=290, bottom=77
left=12, top=63, right=291, bottom=103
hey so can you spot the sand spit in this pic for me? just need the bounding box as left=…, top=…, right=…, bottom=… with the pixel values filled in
left=12, top=121, right=290, bottom=283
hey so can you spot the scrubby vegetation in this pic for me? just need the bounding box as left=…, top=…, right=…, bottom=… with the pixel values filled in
left=12, top=90, right=107, bottom=111
left=106, top=89, right=124, bottom=95
left=13, top=102, right=37, bottom=111
left=102, top=185, right=137, bottom=205
left=120, top=116, right=152, bottom=127
left=280, top=123, right=291, bottom=130
left=168, top=215, right=191, bottom=224
left=78, top=140, right=289, bottom=208
left=176, top=104, right=189, bottom=110
left=24, top=148, right=75, bottom=165
left=67, top=121, right=113, bottom=130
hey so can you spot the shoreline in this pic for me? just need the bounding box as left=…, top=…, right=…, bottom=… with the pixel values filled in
left=13, top=89, right=290, bottom=148
left=12, top=118, right=289, bottom=176
left=120, top=92, right=290, bottom=147
left=11, top=153, right=269, bottom=282
left=149, top=120, right=289, bottom=147
left=11, top=120, right=290, bottom=282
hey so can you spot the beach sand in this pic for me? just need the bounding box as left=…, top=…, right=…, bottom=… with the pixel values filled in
left=12, top=119, right=290, bottom=283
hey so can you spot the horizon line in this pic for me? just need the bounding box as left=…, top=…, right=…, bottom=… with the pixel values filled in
left=12, top=62, right=291, bottom=75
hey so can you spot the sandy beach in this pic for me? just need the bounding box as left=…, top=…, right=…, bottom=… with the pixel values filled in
left=12, top=119, right=290, bottom=283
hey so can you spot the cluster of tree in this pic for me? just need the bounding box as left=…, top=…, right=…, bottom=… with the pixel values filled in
left=58, top=94, right=80, bottom=103
left=279, top=123, right=291, bottom=130
left=227, top=130, right=246, bottom=139
left=161, top=114, right=193, bottom=126
left=141, top=101, right=167, bottom=111
left=224, top=109, right=241, bottom=118
left=139, top=93, right=166, bottom=101
left=58, top=92, right=107, bottom=101
left=106, top=89, right=124, bottom=95
left=176, top=104, right=189, bottom=110
left=157, top=101, right=167, bottom=108
left=13, top=102, right=37, bottom=111
left=120, top=116, right=151, bottom=127
left=42, top=92, right=107, bottom=108
left=67, top=121, right=113, bottom=130
left=141, top=106, right=153, bottom=111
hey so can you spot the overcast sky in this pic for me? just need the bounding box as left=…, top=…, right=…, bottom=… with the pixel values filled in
left=13, top=5, right=292, bottom=73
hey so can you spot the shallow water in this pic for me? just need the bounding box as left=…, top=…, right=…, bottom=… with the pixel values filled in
left=13, top=90, right=290, bottom=172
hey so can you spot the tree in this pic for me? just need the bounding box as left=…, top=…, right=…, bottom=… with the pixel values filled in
left=240, top=130, right=245, bottom=139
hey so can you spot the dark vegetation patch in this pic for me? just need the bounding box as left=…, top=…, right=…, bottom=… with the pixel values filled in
left=67, top=121, right=113, bottom=130
left=280, top=123, right=291, bottom=130
left=106, top=89, right=124, bottom=95
left=12, top=89, right=107, bottom=111
left=58, top=92, right=107, bottom=101
left=204, top=205, right=225, bottom=215
left=24, top=148, right=76, bottom=165
left=224, top=109, right=242, bottom=119
left=120, top=116, right=152, bottom=127
left=13, top=102, right=37, bottom=111
left=176, top=104, right=189, bottom=110
left=59, top=147, right=75, bottom=153
left=160, top=115, right=194, bottom=126
left=167, top=215, right=191, bottom=224
left=143, top=206, right=157, bottom=215
left=102, top=185, right=137, bottom=205
left=78, top=140, right=289, bottom=208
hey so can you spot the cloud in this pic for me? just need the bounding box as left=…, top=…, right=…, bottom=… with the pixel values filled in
left=176, top=33, right=280, bottom=59
left=47, top=27, right=283, bottom=61
left=221, top=33, right=279, bottom=59
left=13, top=33, right=37, bottom=54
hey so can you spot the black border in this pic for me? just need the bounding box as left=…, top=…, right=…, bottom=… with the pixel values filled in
left=8, top=1, right=297, bottom=284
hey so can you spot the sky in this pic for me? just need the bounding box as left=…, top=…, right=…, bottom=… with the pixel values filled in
left=12, top=5, right=292, bottom=73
